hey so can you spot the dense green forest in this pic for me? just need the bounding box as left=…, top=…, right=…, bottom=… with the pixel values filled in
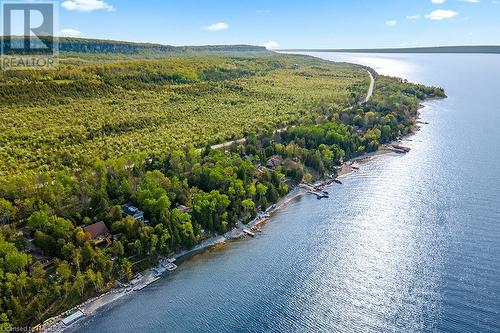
left=0, top=54, right=368, bottom=176
left=1, top=37, right=269, bottom=57
left=0, top=41, right=445, bottom=328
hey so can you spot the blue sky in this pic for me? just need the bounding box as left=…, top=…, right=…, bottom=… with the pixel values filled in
left=55, top=0, right=500, bottom=48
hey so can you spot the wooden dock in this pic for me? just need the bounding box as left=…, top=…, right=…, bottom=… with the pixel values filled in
left=307, top=190, right=329, bottom=199
left=386, top=144, right=411, bottom=154
left=299, top=183, right=331, bottom=199
left=243, top=229, right=256, bottom=237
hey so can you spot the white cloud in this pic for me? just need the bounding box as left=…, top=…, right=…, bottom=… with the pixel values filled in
left=460, top=0, right=479, bottom=3
left=59, top=28, right=81, bottom=36
left=202, top=22, right=229, bottom=32
left=385, top=20, right=398, bottom=26
left=425, top=9, right=458, bottom=20
left=263, top=41, right=279, bottom=50
left=61, top=0, right=114, bottom=12
left=406, top=14, right=421, bottom=20
left=431, top=0, right=446, bottom=4
left=256, top=9, right=271, bottom=14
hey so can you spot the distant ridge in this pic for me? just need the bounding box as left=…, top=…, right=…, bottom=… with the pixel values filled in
left=0, top=36, right=269, bottom=55
left=279, top=45, right=500, bottom=54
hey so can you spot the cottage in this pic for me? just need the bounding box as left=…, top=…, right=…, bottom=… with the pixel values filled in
left=83, top=221, right=111, bottom=245
left=266, top=155, right=283, bottom=169
left=31, top=253, right=55, bottom=269
left=123, top=203, right=145, bottom=223
left=177, top=205, right=192, bottom=214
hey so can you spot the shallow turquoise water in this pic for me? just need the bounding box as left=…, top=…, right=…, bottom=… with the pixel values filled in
left=74, top=53, right=500, bottom=333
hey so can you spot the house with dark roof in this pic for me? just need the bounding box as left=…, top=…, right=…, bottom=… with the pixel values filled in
left=30, top=253, right=55, bottom=269
left=83, top=221, right=111, bottom=245
left=266, top=155, right=284, bottom=169
left=123, top=203, right=149, bottom=224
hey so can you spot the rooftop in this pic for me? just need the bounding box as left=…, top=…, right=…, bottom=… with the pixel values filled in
left=83, top=221, right=110, bottom=240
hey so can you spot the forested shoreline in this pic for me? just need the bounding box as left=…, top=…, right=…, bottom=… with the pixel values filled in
left=0, top=47, right=445, bottom=328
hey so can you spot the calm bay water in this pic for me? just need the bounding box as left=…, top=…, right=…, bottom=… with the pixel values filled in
left=74, top=53, right=500, bottom=333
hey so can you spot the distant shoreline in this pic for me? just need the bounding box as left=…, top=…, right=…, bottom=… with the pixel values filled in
left=278, top=45, right=500, bottom=54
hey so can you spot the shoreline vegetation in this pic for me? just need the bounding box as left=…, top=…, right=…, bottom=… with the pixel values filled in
left=0, top=38, right=445, bottom=331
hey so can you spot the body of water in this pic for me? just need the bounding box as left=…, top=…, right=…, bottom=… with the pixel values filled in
left=74, top=53, right=500, bottom=333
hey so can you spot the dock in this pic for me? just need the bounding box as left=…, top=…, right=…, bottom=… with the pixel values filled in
left=299, top=183, right=331, bottom=199
left=307, top=190, right=329, bottom=199
left=61, top=310, right=85, bottom=327
left=386, top=144, right=411, bottom=154
left=243, top=229, right=255, bottom=237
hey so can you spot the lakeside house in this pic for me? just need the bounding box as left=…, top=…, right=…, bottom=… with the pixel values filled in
left=123, top=203, right=149, bottom=224
left=177, top=204, right=192, bottom=214
left=29, top=253, right=56, bottom=274
left=24, top=231, right=56, bottom=273
left=83, top=221, right=111, bottom=245
left=266, top=155, right=284, bottom=169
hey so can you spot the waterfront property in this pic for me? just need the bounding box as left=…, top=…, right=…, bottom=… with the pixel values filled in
left=266, top=155, right=284, bottom=169
left=30, top=253, right=55, bottom=271
left=123, top=203, right=149, bottom=224
left=177, top=205, right=192, bottom=214
left=83, top=222, right=111, bottom=245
